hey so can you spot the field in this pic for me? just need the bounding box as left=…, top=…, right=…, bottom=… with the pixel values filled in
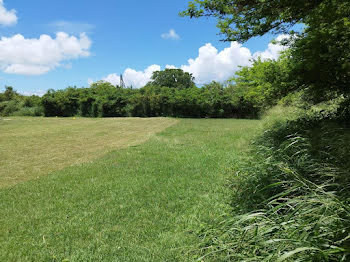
left=0, top=117, right=177, bottom=187
left=0, top=117, right=259, bottom=261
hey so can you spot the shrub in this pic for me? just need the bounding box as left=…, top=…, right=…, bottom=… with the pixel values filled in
left=0, top=100, right=21, bottom=116
left=12, top=106, right=44, bottom=117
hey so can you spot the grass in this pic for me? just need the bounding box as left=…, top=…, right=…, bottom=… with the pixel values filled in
left=0, top=118, right=259, bottom=261
left=193, top=107, right=350, bottom=261
left=0, top=117, right=177, bottom=187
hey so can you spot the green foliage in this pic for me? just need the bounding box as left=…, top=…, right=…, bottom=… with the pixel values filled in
left=181, top=1, right=350, bottom=257
left=230, top=55, right=295, bottom=110
left=41, top=83, right=135, bottom=117
left=181, top=0, right=323, bottom=42
left=39, top=68, right=270, bottom=119
left=42, top=88, right=80, bottom=117
left=279, top=90, right=308, bottom=108
left=2, top=86, right=17, bottom=101
left=148, top=68, right=195, bottom=89
left=0, top=100, right=21, bottom=116
left=2, top=62, right=300, bottom=118
left=12, top=106, right=44, bottom=117
left=182, top=0, right=350, bottom=103
left=289, top=0, right=350, bottom=102
left=0, top=86, right=44, bottom=117
left=193, top=107, right=350, bottom=261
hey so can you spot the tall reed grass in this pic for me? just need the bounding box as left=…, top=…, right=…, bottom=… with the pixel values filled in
left=193, top=105, right=350, bottom=261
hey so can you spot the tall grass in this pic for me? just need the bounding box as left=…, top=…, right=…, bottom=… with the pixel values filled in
left=193, top=106, right=350, bottom=261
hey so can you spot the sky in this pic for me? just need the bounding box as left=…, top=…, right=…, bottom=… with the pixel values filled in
left=0, top=0, right=290, bottom=95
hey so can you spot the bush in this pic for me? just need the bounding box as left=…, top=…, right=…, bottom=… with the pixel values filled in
left=0, top=100, right=21, bottom=116
left=42, top=88, right=80, bottom=117
left=12, top=106, right=44, bottom=117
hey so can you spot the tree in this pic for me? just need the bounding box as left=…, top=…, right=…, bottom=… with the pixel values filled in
left=231, top=55, right=294, bottom=108
left=289, top=0, right=350, bottom=101
left=181, top=0, right=323, bottom=42
left=181, top=0, right=350, bottom=102
left=3, top=86, right=18, bottom=101
left=148, top=69, right=196, bottom=89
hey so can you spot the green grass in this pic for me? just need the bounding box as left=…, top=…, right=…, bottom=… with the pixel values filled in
left=0, top=117, right=177, bottom=187
left=0, top=118, right=259, bottom=261
left=193, top=108, right=350, bottom=261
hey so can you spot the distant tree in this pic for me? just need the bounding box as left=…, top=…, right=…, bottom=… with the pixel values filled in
left=90, top=81, right=118, bottom=90
left=3, top=86, right=18, bottom=101
left=148, top=69, right=196, bottom=89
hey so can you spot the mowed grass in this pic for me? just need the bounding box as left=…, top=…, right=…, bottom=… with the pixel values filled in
left=0, top=117, right=177, bottom=187
left=0, top=118, right=259, bottom=261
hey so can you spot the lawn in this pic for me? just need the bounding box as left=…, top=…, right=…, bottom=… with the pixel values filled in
left=0, top=117, right=177, bottom=187
left=0, top=118, right=259, bottom=261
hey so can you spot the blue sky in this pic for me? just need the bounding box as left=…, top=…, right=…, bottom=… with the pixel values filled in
left=0, top=0, right=288, bottom=95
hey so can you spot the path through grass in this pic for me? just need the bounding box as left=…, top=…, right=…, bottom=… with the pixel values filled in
left=0, top=118, right=259, bottom=261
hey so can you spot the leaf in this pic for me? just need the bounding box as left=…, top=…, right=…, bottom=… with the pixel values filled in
left=277, top=247, right=319, bottom=262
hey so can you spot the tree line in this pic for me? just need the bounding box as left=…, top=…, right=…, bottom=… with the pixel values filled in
left=1, top=59, right=293, bottom=118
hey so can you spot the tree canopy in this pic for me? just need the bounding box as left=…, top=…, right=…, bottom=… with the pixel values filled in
left=180, top=0, right=324, bottom=42
left=182, top=0, right=350, bottom=101
left=148, top=69, right=195, bottom=89
left=289, top=0, right=350, bottom=101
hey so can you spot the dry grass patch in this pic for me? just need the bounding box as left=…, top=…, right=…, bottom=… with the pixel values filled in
left=0, top=117, right=177, bottom=187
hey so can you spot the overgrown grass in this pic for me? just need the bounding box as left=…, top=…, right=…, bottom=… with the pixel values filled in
left=0, top=117, right=177, bottom=187
left=0, top=118, right=259, bottom=261
left=193, top=106, right=350, bottom=261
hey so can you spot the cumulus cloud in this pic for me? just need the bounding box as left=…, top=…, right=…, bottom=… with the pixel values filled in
left=123, top=65, right=161, bottom=87
left=165, top=65, right=177, bottom=69
left=101, top=65, right=161, bottom=88
left=98, top=35, right=287, bottom=88
left=253, top=34, right=289, bottom=60
left=102, top=73, right=120, bottom=86
left=0, top=32, right=92, bottom=75
left=161, top=29, right=180, bottom=40
left=181, top=42, right=252, bottom=84
left=0, top=0, right=17, bottom=26
left=180, top=37, right=288, bottom=84
left=20, top=89, right=47, bottom=97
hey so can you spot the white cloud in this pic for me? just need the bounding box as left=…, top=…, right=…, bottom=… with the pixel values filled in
left=102, top=73, right=120, bottom=86
left=181, top=36, right=287, bottom=84
left=4, top=64, right=51, bottom=75
left=101, top=65, right=161, bottom=88
left=0, top=0, right=17, bottom=26
left=253, top=34, right=289, bottom=60
left=49, top=21, right=95, bottom=34
left=0, top=32, right=92, bottom=75
left=20, top=89, right=47, bottom=97
left=123, top=65, right=161, bottom=88
left=181, top=42, right=252, bottom=84
left=96, top=34, right=287, bottom=88
left=165, top=65, right=177, bottom=69
left=161, top=29, right=180, bottom=40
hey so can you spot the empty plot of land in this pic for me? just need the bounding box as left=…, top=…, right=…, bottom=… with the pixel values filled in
left=0, top=117, right=177, bottom=187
